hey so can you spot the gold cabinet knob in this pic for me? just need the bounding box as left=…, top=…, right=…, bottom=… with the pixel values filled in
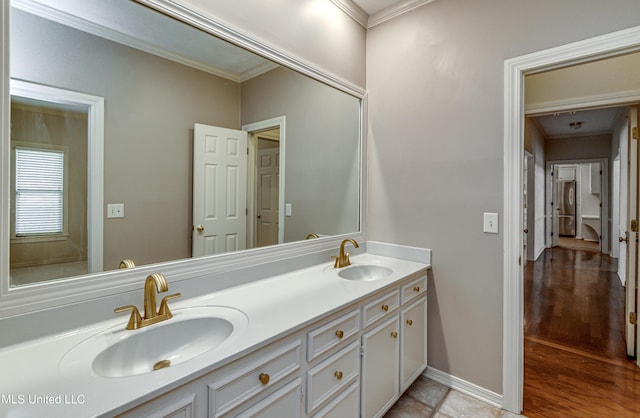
left=406, top=319, right=413, bottom=326
left=334, top=371, right=343, bottom=380
left=118, top=259, right=136, bottom=269
left=196, top=225, right=204, bottom=232
left=259, top=373, right=270, bottom=385
left=391, top=331, right=398, bottom=339
left=413, top=286, right=420, bottom=292
left=381, top=304, right=389, bottom=312
left=335, top=330, right=344, bottom=339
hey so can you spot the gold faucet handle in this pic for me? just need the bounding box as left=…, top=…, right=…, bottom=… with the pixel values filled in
left=114, top=305, right=142, bottom=330
left=158, top=293, right=182, bottom=317
left=331, top=255, right=340, bottom=268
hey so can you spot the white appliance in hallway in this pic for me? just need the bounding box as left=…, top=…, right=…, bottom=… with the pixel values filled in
left=557, top=180, right=576, bottom=237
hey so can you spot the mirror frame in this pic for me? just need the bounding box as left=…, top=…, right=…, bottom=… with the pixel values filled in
left=0, top=0, right=367, bottom=317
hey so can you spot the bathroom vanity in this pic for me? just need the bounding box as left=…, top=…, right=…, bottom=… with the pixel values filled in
left=0, top=244, right=430, bottom=418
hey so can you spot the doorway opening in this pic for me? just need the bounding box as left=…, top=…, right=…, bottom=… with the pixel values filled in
left=503, top=26, right=640, bottom=413
left=9, top=80, right=104, bottom=285
left=242, top=116, right=286, bottom=249
left=522, top=105, right=633, bottom=416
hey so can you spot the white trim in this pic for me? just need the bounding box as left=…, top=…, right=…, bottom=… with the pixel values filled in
left=423, top=368, right=503, bottom=409
left=329, top=0, right=434, bottom=29
left=0, top=0, right=9, bottom=302
left=9, top=80, right=104, bottom=274
left=525, top=88, right=640, bottom=116
left=503, top=25, right=640, bottom=414
left=11, top=0, right=279, bottom=83
left=0, top=0, right=365, bottom=318
left=242, top=116, right=287, bottom=246
left=367, top=0, right=435, bottom=28
left=136, top=0, right=366, bottom=99
left=328, top=0, right=368, bottom=28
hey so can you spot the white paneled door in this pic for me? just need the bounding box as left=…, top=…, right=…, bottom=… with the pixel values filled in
left=192, top=124, right=247, bottom=257
left=256, top=147, right=279, bottom=247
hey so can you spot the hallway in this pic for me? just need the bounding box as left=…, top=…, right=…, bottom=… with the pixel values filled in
left=523, top=247, right=640, bottom=417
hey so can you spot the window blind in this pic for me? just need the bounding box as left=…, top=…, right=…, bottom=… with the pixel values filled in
left=15, top=147, right=65, bottom=236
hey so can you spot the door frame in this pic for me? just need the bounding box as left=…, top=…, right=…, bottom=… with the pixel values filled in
left=9, top=79, right=104, bottom=273
left=503, top=26, right=640, bottom=413
left=242, top=116, right=286, bottom=247
left=544, top=159, right=608, bottom=253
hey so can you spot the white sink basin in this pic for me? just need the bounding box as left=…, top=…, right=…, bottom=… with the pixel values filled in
left=60, top=306, right=248, bottom=378
left=338, top=264, right=393, bottom=281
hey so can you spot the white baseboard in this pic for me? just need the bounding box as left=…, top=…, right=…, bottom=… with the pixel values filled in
left=423, top=367, right=503, bottom=409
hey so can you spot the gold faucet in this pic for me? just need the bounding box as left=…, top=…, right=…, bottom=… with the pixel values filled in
left=333, top=238, right=359, bottom=268
left=114, top=273, right=182, bottom=330
left=306, top=233, right=319, bottom=239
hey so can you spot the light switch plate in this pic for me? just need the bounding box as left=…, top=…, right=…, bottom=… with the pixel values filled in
left=483, top=212, right=498, bottom=234
left=285, top=203, right=292, bottom=217
left=107, top=203, right=125, bottom=218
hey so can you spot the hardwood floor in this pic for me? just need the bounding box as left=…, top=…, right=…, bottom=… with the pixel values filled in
left=523, top=247, right=640, bottom=417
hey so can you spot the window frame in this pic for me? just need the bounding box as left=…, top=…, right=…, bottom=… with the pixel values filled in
left=10, top=141, right=70, bottom=243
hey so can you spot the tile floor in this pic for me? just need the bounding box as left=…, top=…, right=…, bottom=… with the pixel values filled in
left=383, top=376, right=525, bottom=418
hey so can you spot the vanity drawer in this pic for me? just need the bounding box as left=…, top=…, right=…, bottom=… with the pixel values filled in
left=307, top=309, right=360, bottom=362
left=306, top=341, right=360, bottom=414
left=401, top=275, right=427, bottom=305
left=362, top=289, right=399, bottom=328
left=208, top=339, right=301, bottom=417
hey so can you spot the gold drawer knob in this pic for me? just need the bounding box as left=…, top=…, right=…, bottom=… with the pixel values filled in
left=381, top=304, right=389, bottom=311
left=413, top=286, right=420, bottom=292
left=406, top=319, right=413, bottom=326
left=391, top=331, right=398, bottom=339
left=259, top=373, right=270, bottom=385
left=334, top=371, right=343, bottom=380
left=335, top=330, right=344, bottom=339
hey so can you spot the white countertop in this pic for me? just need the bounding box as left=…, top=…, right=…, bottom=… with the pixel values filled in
left=0, top=251, right=429, bottom=418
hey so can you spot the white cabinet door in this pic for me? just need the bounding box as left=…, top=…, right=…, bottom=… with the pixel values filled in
left=361, top=316, right=400, bottom=418
left=400, top=296, right=427, bottom=392
left=233, top=378, right=302, bottom=418
left=311, top=382, right=359, bottom=418
left=118, top=393, right=198, bottom=418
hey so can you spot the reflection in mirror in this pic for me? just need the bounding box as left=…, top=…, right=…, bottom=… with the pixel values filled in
left=8, top=0, right=361, bottom=287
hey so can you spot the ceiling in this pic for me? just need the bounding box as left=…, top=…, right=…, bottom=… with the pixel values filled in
left=533, top=107, right=625, bottom=139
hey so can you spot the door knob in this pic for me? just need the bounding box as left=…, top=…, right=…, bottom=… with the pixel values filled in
left=196, top=225, right=204, bottom=232
left=523, top=228, right=529, bottom=234
left=620, top=236, right=628, bottom=243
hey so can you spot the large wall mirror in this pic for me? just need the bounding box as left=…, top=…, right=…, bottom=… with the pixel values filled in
left=5, top=0, right=362, bottom=288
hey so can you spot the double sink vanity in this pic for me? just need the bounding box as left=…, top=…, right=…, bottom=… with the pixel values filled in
left=0, top=241, right=430, bottom=417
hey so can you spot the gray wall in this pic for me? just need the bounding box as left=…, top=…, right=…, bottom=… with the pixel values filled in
left=366, top=0, right=640, bottom=393
left=11, top=9, right=241, bottom=270
left=241, top=67, right=360, bottom=242
left=545, top=134, right=612, bottom=162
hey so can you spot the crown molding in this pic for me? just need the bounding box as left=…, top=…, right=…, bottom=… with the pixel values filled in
left=11, top=0, right=260, bottom=83
left=329, top=0, right=368, bottom=27
left=367, top=0, right=435, bottom=28
left=331, top=0, right=434, bottom=29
